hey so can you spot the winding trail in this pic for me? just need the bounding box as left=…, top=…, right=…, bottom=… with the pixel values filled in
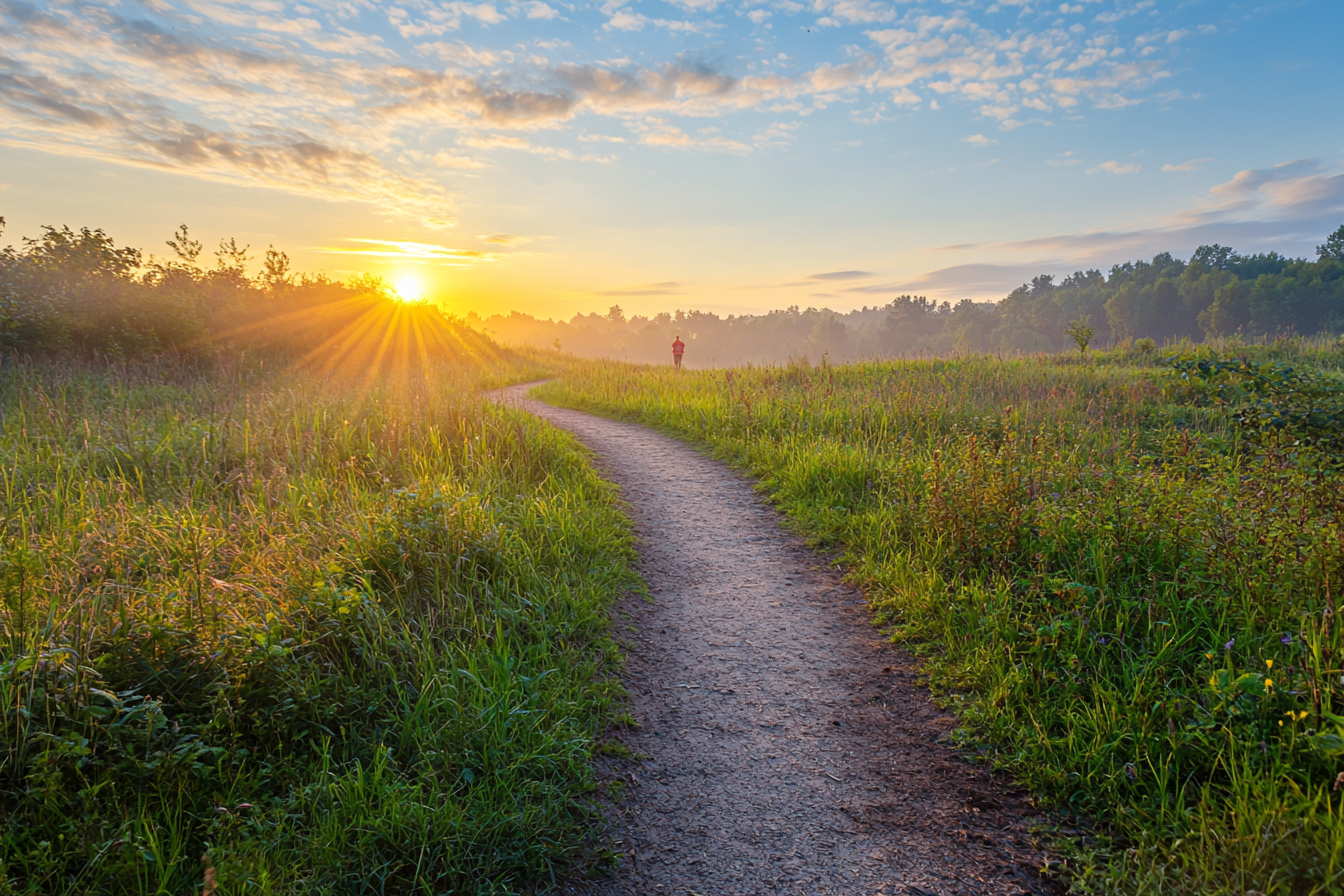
left=490, top=384, right=1054, bottom=896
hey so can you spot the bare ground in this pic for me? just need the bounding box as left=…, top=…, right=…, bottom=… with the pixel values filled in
left=490, top=384, right=1059, bottom=896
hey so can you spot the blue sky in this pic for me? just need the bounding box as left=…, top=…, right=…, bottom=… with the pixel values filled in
left=1, top=0, right=1341, bottom=316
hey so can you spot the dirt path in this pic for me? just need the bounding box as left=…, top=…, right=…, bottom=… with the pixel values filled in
left=490, top=384, right=1054, bottom=896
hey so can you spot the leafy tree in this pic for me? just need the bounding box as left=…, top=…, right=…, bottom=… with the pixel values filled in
left=166, top=224, right=203, bottom=264
left=1319, top=225, right=1344, bottom=261
left=215, top=237, right=250, bottom=272
left=1064, top=316, right=1095, bottom=354
left=1192, top=244, right=1241, bottom=271
left=260, top=246, right=292, bottom=292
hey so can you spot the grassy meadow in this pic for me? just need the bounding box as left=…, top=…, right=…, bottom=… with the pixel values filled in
left=0, top=224, right=649, bottom=895
left=0, top=351, right=639, bottom=895
left=538, top=341, right=1344, bottom=895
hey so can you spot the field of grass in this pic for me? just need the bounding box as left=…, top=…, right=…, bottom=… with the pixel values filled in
left=539, top=342, right=1344, bottom=894
left=0, top=352, right=637, bottom=895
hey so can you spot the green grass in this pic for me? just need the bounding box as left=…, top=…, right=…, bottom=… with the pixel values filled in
left=538, top=345, right=1344, bottom=895
left=0, top=354, right=638, bottom=895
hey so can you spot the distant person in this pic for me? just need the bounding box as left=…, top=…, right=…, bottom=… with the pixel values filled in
left=672, top=335, right=685, bottom=370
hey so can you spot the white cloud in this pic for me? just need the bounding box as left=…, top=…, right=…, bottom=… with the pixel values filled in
left=1178, top=159, right=1344, bottom=224
left=519, top=1, right=561, bottom=20
left=962, top=133, right=997, bottom=146
left=1161, top=157, right=1211, bottom=172
left=603, top=8, right=646, bottom=30
left=433, top=151, right=488, bottom=169
left=1087, top=160, right=1141, bottom=174
left=460, top=134, right=574, bottom=157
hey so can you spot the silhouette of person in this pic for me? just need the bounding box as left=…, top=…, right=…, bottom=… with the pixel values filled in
left=672, top=335, right=685, bottom=370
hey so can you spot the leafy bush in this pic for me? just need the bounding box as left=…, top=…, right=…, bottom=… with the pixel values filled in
left=1168, top=355, right=1344, bottom=451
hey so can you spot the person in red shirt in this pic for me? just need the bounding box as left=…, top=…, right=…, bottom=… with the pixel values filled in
left=671, top=335, right=685, bottom=370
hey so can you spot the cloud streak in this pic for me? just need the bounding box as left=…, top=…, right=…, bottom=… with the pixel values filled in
left=927, top=160, right=1344, bottom=290
left=317, top=239, right=501, bottom=264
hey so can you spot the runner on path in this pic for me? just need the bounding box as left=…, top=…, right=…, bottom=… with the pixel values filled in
left=671, top=335, right=685, bottom=370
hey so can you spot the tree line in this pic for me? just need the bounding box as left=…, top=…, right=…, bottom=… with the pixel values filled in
left=0, top=220, right=499, bottom=370
left=474, top=225, right=1344, bottom=365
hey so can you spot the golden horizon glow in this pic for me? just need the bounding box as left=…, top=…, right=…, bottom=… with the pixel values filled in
left=318, top=239, right=500, bottom=266
left=391, top=273, right=426, bottom=303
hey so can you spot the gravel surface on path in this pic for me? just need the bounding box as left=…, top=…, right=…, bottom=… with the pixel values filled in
left=489, top=384, right=1057, bottom=896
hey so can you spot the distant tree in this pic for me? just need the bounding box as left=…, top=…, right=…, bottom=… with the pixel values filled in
left=1192, top=244, right=1241, bottom=271
left=24, top=226, right=142, bottom=279
left=166, top=224, right=202, bottom=264
left=1318, top=225, right=1344, bottom=260
left=215, top=237, right=250, bottom=272
left=606, top=304, right=626, bottom=324
left=1029, top=274, right=1056, bottom=296
left=1064, top=316, right=1095, bottom=354
left=260, top=246, right=292, bottom=292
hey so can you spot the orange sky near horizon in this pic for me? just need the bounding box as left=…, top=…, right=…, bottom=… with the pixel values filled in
left=2, top=1, right=1342, bottom=321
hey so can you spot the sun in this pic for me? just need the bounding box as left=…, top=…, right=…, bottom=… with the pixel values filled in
left=391, top=273, right=426, bottom=303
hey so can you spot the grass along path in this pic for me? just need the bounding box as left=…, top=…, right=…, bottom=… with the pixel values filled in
left=537, top=355, right=1344, bottom=895
left=0, top=358, right=637, bottom=895
left=490, top=383, right=1056, bottom=896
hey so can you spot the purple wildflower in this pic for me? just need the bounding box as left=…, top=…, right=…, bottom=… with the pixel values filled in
left=1225, top=639, right=1235, bottom=651
left=1281, top=634, right=1293, bottom=644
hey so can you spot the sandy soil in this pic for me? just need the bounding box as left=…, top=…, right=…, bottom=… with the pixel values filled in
left=490, top=384, right=1057, bottom=896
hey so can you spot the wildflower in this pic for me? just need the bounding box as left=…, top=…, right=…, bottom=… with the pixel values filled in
left=1265, top=659, right=1274, bottom=670
left=1265, top=678, right=1274, bottom=689
left=1281, top=634, right=1293, bottom=644
left=1204, top=652, right=1215, bottom=660
left=1224, top=638, right=1235, bottom=651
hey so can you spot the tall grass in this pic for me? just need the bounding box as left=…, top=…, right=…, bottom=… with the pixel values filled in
left=540, top=346, right=1344, bottom=895
left=0, top=354, right=637, bottom=894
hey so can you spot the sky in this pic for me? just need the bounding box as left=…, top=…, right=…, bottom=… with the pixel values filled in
left=1, top=0, right=1342, bottom=318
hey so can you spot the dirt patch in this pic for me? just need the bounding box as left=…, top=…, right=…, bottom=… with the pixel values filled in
left=491, top=384, right=1059, bottom=896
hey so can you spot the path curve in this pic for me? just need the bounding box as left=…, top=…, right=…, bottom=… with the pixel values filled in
left=490, top=384, right=1054, bottom=896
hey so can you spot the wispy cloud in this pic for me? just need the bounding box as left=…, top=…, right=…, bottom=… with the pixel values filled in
left=1162, top=157, right=1212, bottom=172
left=1087, top=160, right=1141, bottom=174
left=594, top=281, right=683, bottom=296
left=808, top=270, right=874, bottom=280
left=928, top=160, right=1344, bottom=281
left=841, top=263, right=1057, bottom=300
left=317, top=239, right=501, bottom=265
